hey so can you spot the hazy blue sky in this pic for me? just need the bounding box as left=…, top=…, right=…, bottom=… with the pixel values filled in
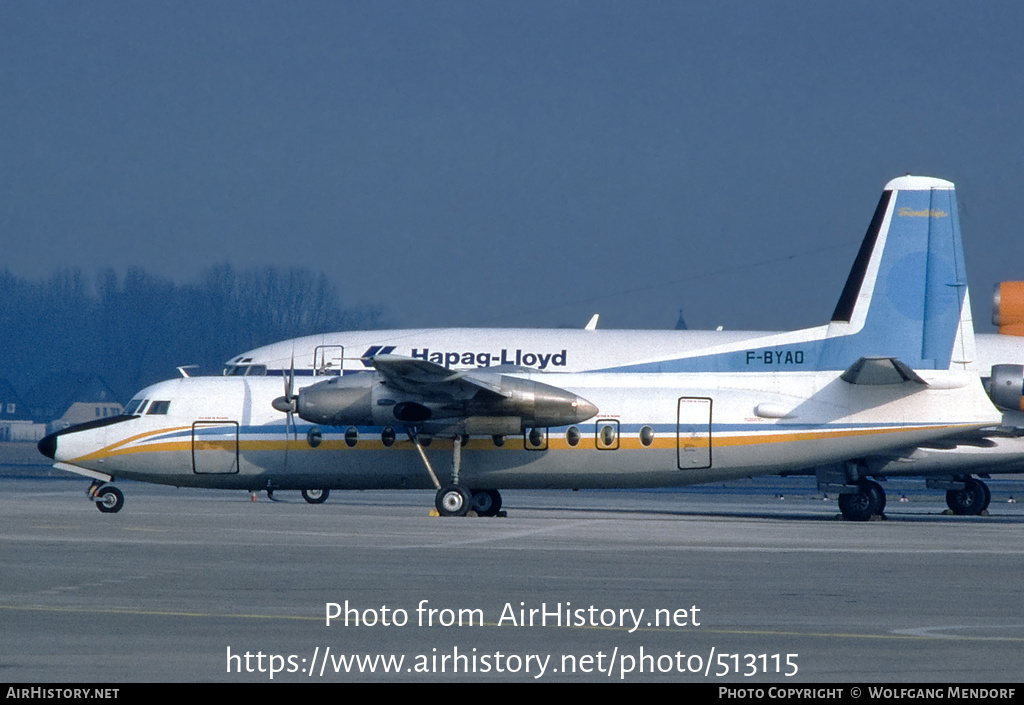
left=4, top=1, right=1023, bottom=332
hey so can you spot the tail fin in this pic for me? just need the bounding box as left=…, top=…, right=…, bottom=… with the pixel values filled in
left=821, top=175, right=974, bottom=372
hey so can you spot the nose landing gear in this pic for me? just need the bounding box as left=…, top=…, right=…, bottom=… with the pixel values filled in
left=88, top=481, right=124, bottom=514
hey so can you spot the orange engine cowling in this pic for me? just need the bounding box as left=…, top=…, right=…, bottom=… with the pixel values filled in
left=993, top=282, right=1024, bottom=336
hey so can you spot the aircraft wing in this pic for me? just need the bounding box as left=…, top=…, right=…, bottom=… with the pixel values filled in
left=370, top=354, right=507, bottom=400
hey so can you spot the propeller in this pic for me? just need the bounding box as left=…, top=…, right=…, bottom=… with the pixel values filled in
left=272, top=354, right=297, bottom=439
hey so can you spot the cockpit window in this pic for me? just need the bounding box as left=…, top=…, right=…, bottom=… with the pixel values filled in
left=123, top=399, right=144, bottom=416
left=224, top=364, right=268, bottom=376
left=147, top=401, right=171, bottom=415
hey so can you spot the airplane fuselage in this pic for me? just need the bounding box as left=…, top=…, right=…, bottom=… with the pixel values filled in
left=49, top=366, right=999, bottom=493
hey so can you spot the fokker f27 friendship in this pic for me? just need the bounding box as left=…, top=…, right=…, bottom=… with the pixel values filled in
left=39, top=176, right=1010, bottom=520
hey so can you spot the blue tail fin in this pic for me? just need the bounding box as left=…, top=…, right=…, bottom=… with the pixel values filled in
left=821, top=175, right=972, bottom=372
left=597, top=176, right=975, bottom=376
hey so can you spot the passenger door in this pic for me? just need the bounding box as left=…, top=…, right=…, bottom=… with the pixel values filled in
left=676, top=397, right=712, bottom=469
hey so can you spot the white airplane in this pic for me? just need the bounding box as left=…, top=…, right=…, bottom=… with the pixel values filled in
left=39, top=176, right=1005, bottom=521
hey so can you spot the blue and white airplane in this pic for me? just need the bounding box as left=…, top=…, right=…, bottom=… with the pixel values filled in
left=39, top=176, right=1004, bottom=520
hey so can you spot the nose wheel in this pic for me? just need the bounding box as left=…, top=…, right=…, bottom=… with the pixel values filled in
left=88, top=481, right=124, bottom=514
left=302, top=488, right=330, bottom=504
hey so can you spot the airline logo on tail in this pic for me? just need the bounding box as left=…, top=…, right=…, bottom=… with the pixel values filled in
left=898, top=207, right=948, bottom=218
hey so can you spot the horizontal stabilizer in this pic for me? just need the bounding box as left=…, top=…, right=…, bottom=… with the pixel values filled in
left=840, top=357, right=927, bottom=385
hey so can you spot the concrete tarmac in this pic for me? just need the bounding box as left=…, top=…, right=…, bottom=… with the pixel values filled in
left=2, top=475, right=1023, bottom=683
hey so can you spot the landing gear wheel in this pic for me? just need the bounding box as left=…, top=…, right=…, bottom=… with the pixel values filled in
left=435, top=485, right=472, bottom=517
left=946, top=478, right=987, bottom=515
left=471, top=489, right=502, bottom=517
left=838, top=480, right=884, bottom=521
left=872, top=480, right=887, bottom=515
left=95, top=486, right=124, bottom=514
left=302, top=488, right=330, bottom=504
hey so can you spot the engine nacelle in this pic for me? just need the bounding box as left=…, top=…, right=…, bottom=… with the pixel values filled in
left=292, top=372, right=598, bottom=433
left=992, top=282, right=1024, bottom=336
left=295, top=374, right=378, bottom=427
left=987, top=364, right=1024, bottom=412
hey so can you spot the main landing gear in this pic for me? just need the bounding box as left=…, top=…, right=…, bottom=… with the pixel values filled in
left=944, top=476, right=991, bottom=516
left=434, top=486, right=503, bottom=517
left=410, top=430, right=503, bottom=517
left=828, top=470, right=994, bottom=520
left=88, top=480, right=124, bottom=514
left=819, top=465, right=888, bottom=522
left=837, top=479, right=886, bottom=522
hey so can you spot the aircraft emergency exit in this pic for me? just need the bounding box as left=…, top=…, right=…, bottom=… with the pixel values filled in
left=39, top=176, right=1004, bottom=520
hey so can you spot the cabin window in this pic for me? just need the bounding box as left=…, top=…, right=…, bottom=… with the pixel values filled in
left=596, top=420, right=620, bottom=450
left=147, top=401, right=171, bottom=415
left=344, top=426, right=358, bottom=447
left=526, top=427, right=547, bottom=450
left=306, top=426, right=322, bottom=448
left=566, top=426, right=581, bottom=447
left=640, top=426, right=655, bottom=447
left=492, top=434, right=505, bottom=447
left=381, top=427, right=396, bottom=447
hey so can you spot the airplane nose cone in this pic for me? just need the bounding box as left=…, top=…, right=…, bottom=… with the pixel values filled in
left=38, top=433, right=57, bottom=460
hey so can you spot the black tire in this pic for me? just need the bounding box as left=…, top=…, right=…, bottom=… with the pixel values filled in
left=946, top=478, right=986, bottom=515
left=869, top=479, right=886, bottom=515
left=435, top=485, right=472, bottom=517
left=302, top=488, right=330, bottom=504
left=471, top=489, right=502, bottom=517
left=838, top=481, right=883, bottom=521
left=95, top=486, right=124, bottom=514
